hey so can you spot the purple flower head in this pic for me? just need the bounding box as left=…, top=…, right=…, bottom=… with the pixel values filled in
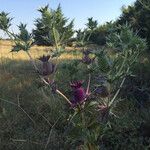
left=39, top=55, right=56, bottom=76
left=82, top=55, right=93, bottom=65
left=82, top=50, right=95, bottom=65
left=70, top=81, right=86, bottom=107
left=39, top=55, right=50, bottom=62
left=42, top=62, right=55, bottom=76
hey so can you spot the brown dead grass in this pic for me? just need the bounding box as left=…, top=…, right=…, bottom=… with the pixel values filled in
left=0, top=40, right=81, bottom=61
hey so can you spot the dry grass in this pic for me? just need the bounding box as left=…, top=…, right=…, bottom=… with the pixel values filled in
left=0, top=40, right=81, bottom=61
left=0, top=40, right=72, bottom=149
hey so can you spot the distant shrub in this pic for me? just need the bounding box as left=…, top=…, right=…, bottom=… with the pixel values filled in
left=89, top=27, right=107, bottom=45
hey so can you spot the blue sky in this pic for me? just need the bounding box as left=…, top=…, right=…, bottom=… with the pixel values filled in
left=0, top=0, right=135, bottom=34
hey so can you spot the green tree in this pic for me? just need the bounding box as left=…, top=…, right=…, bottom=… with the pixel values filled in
left=75, top=17, right=98, bottom=46
left=86, top=17, right=98, bottom=31
left=33, top=4, right=74, bottom=47
left=89, top=21, right=116, bottom=46
left=0, top=11, right=12, bottom=31
left=117, top=0, right=150, bottom=50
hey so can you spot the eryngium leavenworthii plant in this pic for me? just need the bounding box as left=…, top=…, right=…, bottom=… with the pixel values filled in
left=0, top=9, right=147, bottom=150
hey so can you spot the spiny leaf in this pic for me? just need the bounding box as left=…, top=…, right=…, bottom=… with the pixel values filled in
left=0, top=11, right=12, bottom=30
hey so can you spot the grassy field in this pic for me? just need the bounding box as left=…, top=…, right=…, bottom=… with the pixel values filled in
left=0, top=40, right=80, bottom=149
left=0, top=40, right=81, bottom=60
left=0, top=40, right=150, bottom=149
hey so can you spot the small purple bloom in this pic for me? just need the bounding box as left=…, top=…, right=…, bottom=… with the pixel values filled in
left=39, top=55, right=56, bottom=76
left=82, top=55, right=93, bottom=65
left=70, top=81, right=86, bottom=107
left=42, top=62, right=55, bottom=76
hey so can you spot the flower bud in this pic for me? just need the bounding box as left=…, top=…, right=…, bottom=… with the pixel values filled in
left=70, top=81, right=86, bottom=107
left=39, top=55, right=56, bottom=76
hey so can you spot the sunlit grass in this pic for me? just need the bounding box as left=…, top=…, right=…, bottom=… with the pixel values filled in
left=0, top=40, right=81, bottom=61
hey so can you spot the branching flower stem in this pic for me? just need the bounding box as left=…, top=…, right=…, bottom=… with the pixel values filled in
left=5, top=28, right=72, bottom=106
left=26, top=51, right=72, bottom=105
left=86, top=74, right=91, bottom=95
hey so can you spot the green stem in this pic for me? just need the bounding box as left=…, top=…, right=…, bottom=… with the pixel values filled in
left=87, top=30, right=92, bottom=42
left=52, top=27, right=59, bottom=50
left=86, top=74, right=91, bottom=95
left=109, top=67, right=129, bottom=107
left=56, top=89, right=72, bottom=105
left=78, top=105, right=85, bottom=127
left=87, top=143, right=93, bottom=150
left=26, top=51, right=39, bottom=72
left=5, top=30, right=15, bottom=40
left=116, top=49, right=128, bottom=77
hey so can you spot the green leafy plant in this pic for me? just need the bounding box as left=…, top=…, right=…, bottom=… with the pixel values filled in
left=0, top=11, right=12, bottom=31
left=0, top=7, right=148, bottom=150
left=117, top=0, right=150, bottom=51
